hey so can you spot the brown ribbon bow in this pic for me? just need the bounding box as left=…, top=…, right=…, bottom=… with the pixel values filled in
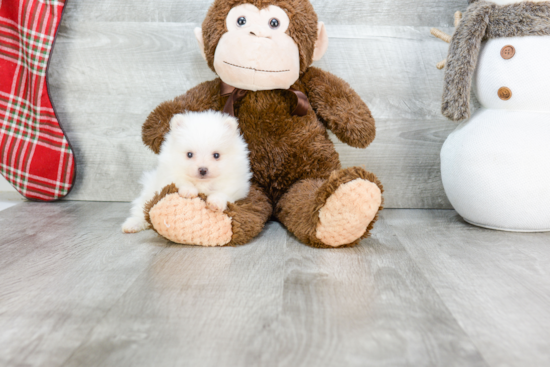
left=220, top=81, right=310, bottom=118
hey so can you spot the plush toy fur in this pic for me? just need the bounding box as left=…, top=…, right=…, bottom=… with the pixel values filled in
left=201, top=0, right=319, bottom=75
left=141, top=0, right=383, bottom=248
left=443, top=0, right=550, bottom=121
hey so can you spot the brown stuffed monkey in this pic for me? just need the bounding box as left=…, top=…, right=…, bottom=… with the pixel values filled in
left=142, top=0, right=384, bottom=248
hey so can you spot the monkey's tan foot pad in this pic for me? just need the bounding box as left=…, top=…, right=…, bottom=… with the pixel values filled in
left=149, top=193, right=232, bottom=247
left=316, top=179, right=382, bottom=247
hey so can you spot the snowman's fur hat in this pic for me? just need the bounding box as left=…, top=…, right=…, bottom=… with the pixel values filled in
left=442, top=0, right=550, bottom=121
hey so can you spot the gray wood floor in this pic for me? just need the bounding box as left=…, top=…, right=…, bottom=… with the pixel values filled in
left=1, top=202, right=549, bottom=367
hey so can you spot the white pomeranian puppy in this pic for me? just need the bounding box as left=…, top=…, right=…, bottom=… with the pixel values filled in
left=122, top=110, right=252, bottom=233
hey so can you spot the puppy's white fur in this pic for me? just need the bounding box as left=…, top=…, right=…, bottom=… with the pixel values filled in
left=122, top=111, right=252, bottom=233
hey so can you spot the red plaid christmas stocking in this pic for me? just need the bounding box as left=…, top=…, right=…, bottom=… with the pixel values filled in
left=0, top=0, right=75, bottom=201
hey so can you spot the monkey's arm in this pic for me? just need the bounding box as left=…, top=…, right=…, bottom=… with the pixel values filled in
left=142, top=79, right=222, bottom=154
left=302, top=67, right=375, bottom=148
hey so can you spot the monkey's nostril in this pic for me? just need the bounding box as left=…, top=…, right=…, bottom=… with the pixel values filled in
left=250, top=31, right=256, bottom=36
left=199, top=167, right=208, bottom=176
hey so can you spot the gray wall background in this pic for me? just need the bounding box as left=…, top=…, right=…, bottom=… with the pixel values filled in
left=47, top=0, right=470, bottom=208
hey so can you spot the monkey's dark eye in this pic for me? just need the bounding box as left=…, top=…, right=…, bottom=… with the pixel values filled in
left=187, top=152, right=193, bottom=158
left=213, top=153, right=220, bottom=159
left=237, top=17, right=246, bottom=26
left=269, top=18, right=280, bottom=29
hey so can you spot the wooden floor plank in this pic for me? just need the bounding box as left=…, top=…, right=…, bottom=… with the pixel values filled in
left=255, top=227, right=486, bottom=367
left=0, top=203, right=491, bottom=367
left=383, top=210, right=550, bottom=367
left=60, top=221, right=288, bottom=367
left=0, top=203, right=167, bottom=367
left=0, top=192, right=23, bottom=213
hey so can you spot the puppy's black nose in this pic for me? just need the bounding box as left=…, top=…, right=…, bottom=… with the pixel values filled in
left=199, top=167, right=208, bottom=176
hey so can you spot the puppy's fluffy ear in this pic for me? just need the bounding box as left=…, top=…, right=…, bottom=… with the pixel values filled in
left=170, top=114, right=186, bottom=129
left=223, top=115, right=239, bottom=134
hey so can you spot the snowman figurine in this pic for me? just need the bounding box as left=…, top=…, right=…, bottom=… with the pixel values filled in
left=439, top=0, right=550, bottom=231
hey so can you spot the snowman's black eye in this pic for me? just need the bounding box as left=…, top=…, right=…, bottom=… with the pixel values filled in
left=187, top=152, right=193, bottom=158
left=237, top=17, right=246, bottom=26
left=269, top=18, right=280, bottom=29
left=213, top=153, right=220, bottom=159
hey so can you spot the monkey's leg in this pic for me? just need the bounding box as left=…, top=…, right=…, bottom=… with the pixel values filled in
left=275, top=167, right=383, bottom=248
left=145, top=184, right=272, bottom=247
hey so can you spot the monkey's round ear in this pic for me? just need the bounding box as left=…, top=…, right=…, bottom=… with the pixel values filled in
left=194, top=27, right=207, bottom=61
left=223, top=115, right=239, bottom=133
left=312, top=22, right=329, bottom=62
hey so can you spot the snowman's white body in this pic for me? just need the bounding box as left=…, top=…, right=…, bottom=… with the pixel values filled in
left=441, top=35, right=550, bottom=231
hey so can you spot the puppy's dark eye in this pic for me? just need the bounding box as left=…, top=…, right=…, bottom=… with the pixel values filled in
left=213, top=153, right=220, bottom=159
left=187, top=152, right=193, bottom=158
left=237, top=17, right=246, bottom=26
left=269, top=18, right=280, bottom=29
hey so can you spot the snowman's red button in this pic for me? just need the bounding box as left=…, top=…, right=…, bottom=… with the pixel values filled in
left=501, top=45, right=515, bottom=60
left=498, top=87, right=512, bottom=100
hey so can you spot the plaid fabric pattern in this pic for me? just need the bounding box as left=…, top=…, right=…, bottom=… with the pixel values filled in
left=0, top=0, right=74, bottom=201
